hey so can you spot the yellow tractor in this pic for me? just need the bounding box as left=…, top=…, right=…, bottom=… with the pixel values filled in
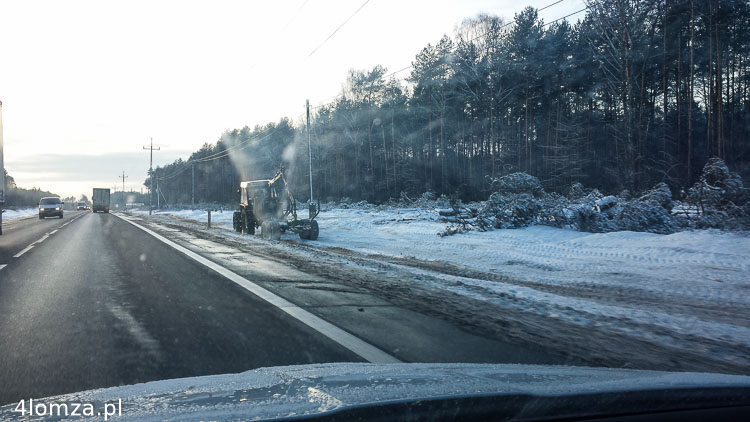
left=232, top=168, right=319, bottom=240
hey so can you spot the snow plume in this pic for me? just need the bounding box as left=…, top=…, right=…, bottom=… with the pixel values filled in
left=222, top=131, right=254, bottom=182
left=282, top=130, right=308, bottom=200
left=282, top=141, right=296, bottom=164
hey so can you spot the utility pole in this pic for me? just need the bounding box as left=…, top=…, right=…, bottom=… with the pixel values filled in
left=119, top=171, right=128, bottom=209
left=143, top=137, right=160, bottom=215
left=156, top=174, right=160, bottom=209
left=306, top=99, right=313, bottom=203
left=119, top=171, right=127, bottom=194
left=192, top=162, right=195, bottom=207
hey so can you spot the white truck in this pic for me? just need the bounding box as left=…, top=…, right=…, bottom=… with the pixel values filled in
left=92, top=188, right=111, bottom=213
left=0, top=100, right=5, bottom=235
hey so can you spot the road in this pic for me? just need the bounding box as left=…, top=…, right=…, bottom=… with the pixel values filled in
left=0, top=211, right=561, bottom=405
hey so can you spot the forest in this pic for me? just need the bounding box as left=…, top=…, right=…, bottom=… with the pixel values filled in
left=2, top=170, right=58, bottom=207
left=147, top=0, right=750, bottom=207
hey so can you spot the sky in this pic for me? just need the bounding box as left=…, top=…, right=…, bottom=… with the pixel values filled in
left=0, top=0, right=585, bottom=198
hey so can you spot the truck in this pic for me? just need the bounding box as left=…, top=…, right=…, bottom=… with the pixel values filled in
left=0, top=100, right=5, bottom=235
left=232, top=168, right=319, bottom=240
left=92, top=188, right=111, bottom=213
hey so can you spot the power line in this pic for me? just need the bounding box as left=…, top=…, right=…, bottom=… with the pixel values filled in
left=155, top=163, right=191, bottom=180
left=307, top=0, right=371, bottom=58
left=192, top=127, right=280, bottom=163
left=155, top=124, right=288, bottom=181
left=281, top=0, right=310, bottom=32
left=538, top=0, right=566, bottom=12
left=187, top=128, right=271, bottom=163
left=543, top=7, right=587, bottom=27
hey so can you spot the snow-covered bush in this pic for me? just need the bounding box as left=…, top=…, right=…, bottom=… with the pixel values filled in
left=537, top=193, right=569, bottom=228
left=445, top=171, right=690, bottom=235
left=565, top=203, right=617, bottom=233
left=562, top=189, right=613, bottom=233
left=595, top=195, right=618, bottom=212
left=688, top=158, right=744, bottom=206
left=639, top=182, right=673, bottom=211
left=464, top=172, right=681, bottom=234
left=475, top=173, right=547, bottom=230
left=683, top=158, right=748, bottom=229
left=489, top=172, right=545, bottom=197
left=477, top=192, right=543, bottom=230
left=568, top=182, right=586, bottom=200
left=436, top=160, right=745, bottom=236
left=336, top=199, right=374, bottom=209
left=563, top=185, right=676, bottom=234
left=616, top=201, right=676, bottom=234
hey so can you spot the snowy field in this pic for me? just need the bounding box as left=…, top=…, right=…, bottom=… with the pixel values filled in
left=1, top=208, right=37, bottom=220
left=138, top=206, right=750, bottom=297
left=131, top=206, right=750, bottom=369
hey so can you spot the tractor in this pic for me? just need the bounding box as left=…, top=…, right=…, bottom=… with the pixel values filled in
left=232, top=168, right=319, bottom=240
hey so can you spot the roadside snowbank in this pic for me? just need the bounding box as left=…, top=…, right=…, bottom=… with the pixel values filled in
left=136, top=206, right=750, bottom=306
left=1, top=208, right=37, bottom=220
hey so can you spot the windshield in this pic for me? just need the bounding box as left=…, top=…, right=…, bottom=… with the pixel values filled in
left=1, top=0, right=749, bottom=420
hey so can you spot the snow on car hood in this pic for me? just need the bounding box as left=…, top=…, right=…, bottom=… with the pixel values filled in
left=3, top=363, right=750, bottom=421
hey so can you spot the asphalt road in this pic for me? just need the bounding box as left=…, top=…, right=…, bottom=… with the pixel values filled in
left=0, top=210, right=564, bottom=406
left=0, top=211, right=359, bottom=405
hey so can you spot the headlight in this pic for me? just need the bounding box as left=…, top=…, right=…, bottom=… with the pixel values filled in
left=39, top=207, right=44, bottom=211
left=55, top=207, right=61, bottom=210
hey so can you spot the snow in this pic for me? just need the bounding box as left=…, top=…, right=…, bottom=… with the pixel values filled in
left=129, top=206, right=750, bottom=367
left=1, top=208, right=37, bottom=220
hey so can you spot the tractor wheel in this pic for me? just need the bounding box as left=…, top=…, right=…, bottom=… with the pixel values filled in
left=307, top=220, right=319, bottom=240
left=299, top=229, right=309, bottom=240
left=232, top=212, right=241, bottom=232
left=245, top=211, right=256, bottom=235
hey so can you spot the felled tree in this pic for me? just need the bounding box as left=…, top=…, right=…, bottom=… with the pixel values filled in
left=685, top=158, right=748, bottom=229
left=477, top=173, right=546, bottom=230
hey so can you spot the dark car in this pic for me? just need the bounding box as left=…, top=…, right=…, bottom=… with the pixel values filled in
left=38, top=197, right=64, bottom=219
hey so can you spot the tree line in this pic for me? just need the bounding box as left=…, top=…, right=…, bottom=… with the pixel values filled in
left=2, top=170, right=58, bottom=207
left=148, top=0, right=750, bottom=206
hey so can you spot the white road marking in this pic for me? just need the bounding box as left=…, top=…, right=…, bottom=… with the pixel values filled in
left=32, top=234, right=49, bottom=245
left=13, top=245, right=34, bottom=258
left=58, top=213, right=85, bottom=228
left=114, top=213, right=401, bottom=364
left=11, top=214, right=85, bottom=260
left=0, top=264, right=7, bottom=271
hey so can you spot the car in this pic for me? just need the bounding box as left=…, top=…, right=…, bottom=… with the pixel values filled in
left=38, top=197, right=64, bottom=219
left=76, top=201, right=87, bottom=211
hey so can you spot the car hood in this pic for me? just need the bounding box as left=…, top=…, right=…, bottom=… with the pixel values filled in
left=2, top=363, right=750, bottom=421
